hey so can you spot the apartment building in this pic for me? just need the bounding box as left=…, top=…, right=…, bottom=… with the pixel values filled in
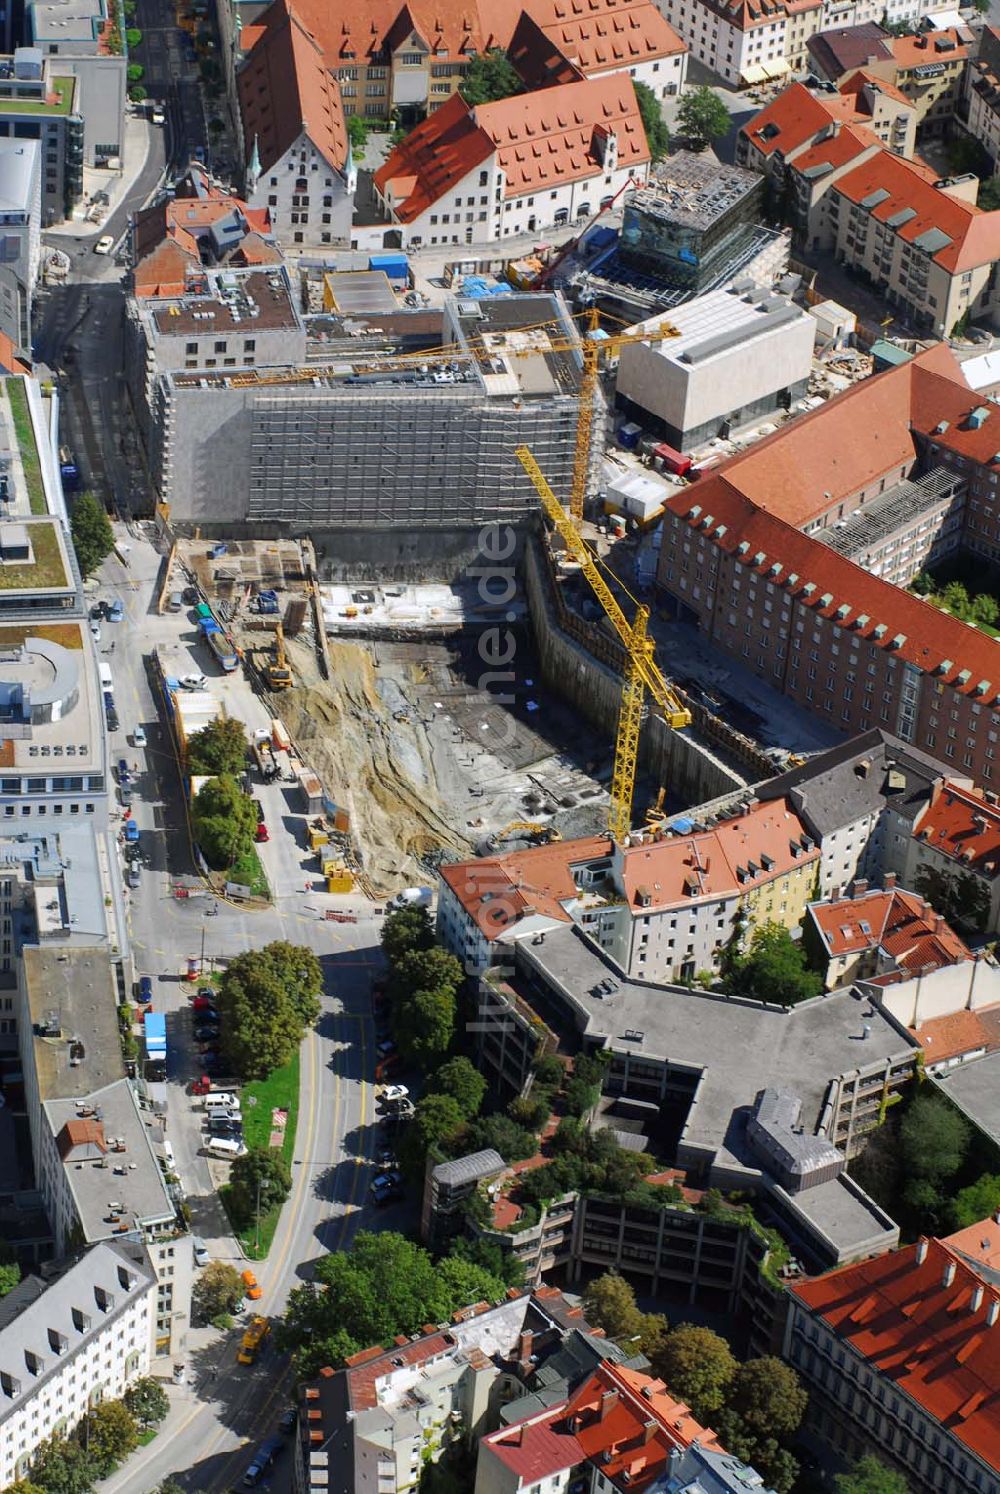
left=130, top=163, right=279, bottom=299
left=293, top=1289, right=618, bottom=1494
left=805, top=880, right=971, bottom=988
left=477, top=1359, right=772, bottom=1494
left=0, top=50, right=83, bottom=225
left=509, top=0, right=688, bottom=100
left=373, top=75, right=650, bottom=249
left=476, top=923, right=910, bottom=1264
left=963, top=26, right=1000, bottom=174
left=0, top=141, right=40, bottom=361
left=26, top=0, right=127, bottom=169
left=808, top=24, right=971, bottom=139
left=0, top=1241, right=156, bottom=1488
left=655, top=345, right=1000, bottom=777
left=785, top=1227, right=1000, bottom=1493
left=17, top=941, right=192, bottom=1364
left=438, top=797, right=820, bottom=984
left=907, top=778, right=1000, bottom=936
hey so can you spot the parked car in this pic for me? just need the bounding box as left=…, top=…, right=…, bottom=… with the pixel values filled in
left=369, top=1170, right=404, bottom=1205
left=106, top=711, right=119, bottom=732
left=205, top=1092, right=240, bottom=1111
left=103, top=690, right=115, bottom=712
left=376, top=1148, right=397, bottom=1170
left=193, top=997, right=218, bottom=1016
left=278, top=1407, right=297, bottom=1434
left=207, top=1115, right=242, bottom=1135
left=107, top=599, right=124, bottom=622
left=90, top=601, right=105, bottom=620
left=242, top=1268, right=262, bottom=1301
left=133, top=725, right=147, bottom=747
left=192, top=1237, right=209, bottom=1268
left=377, top=1039, right=396, bottom=1060
left=138, top=976, right=153, bottom=1004
left=254, top=823, right=269, bottom=843
left=254, top=800, right=265, bottom=824
left=381, top=1084, right=409, bottom=1104
left=179, top=673, right=207, bottom=690
left=242, top=1437, right=283, bottom=1487
left=124, top=821, right=139, bottom=844
left=93, top=233, right=114, bottom=254
left=127, top=865, right=141, bottom=889
left=119, top=784, right=133, bottom=807
left=116, top=758, right=130, bottom=782
left=195, top=1026, right=221, bottom=1044
left=89, top=619, right=101, bottom=641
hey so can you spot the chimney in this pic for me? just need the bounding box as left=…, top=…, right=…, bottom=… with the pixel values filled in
left=972, top=1286, right=985, bottom=1313
left=989, top=1300, right=1000, bottom=1328
left=884, top=871, right=897, bottom=890
left=601, top=1390, right=620, bottom=1420
left=916, top=1239, right=929, bottom=1265
left=851, top=878, right=869, bottom=898
left=518, top=1331, right=534, bottom=1366
left=943, top=1261, right=957, bottom=1287
left=643, top=1419, right=657, bottom=1444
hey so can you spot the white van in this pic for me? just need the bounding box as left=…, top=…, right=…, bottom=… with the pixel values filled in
left=205, top=1092, right=240, bottom=1112
left=99, top=662, right=114, bottom=692
left=206, top=1137, right=246, bottom=1159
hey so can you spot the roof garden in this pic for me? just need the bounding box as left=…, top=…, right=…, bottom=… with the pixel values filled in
left=5, top=378, right=47, bottom=514
left=0, top=521, right=69, bottom=591
left=0, top=76, right=75, bottom=116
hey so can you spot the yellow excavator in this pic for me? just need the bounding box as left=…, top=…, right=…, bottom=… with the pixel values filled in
left=262, top=621, right=293, bottom=691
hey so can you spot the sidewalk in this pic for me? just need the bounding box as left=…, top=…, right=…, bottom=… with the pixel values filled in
left=58, top=109, right=156, bottom=239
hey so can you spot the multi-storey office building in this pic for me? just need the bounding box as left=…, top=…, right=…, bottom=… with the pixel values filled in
left=0, top=50, right=83, bottom=224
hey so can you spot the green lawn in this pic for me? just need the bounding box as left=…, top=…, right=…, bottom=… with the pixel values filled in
left=6, top=380, right=47, bottom=514
left=230, top=844, right=269, bottom=899
left=0, top=77, right=74, bottom=115
left=0, top=520, right=68, bottom=590
left=221, top=1050, right=299, bottom=1260
left=137, top=1429, right=158, bottom=1447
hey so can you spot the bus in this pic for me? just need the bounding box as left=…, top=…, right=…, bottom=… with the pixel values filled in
left=237, top=1316, right=270, bottom=1365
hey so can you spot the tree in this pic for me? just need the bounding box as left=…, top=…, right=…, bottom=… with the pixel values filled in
left=532, top=1054, right=564, bottom=1087
left=193, top=1259, right=243, bottom=1319
left=79, top=1400, right=138, bottom=1476
left=913, top=863, right=991, bottom=933
left=980, top=175, right=1000, bottom=211
left=216, top=968, right=304, bottom=1078
left=583, top=1270, right=667, bottom=1357
left=724, top=1357, right=807, bottom=1441
left=634, top=80, right=669, bottom=162
left=4, top=1482, right=46, bottom=1494
left=70, top=492, right=114, bottom=578
left=125, top=26, right=142, bottom=44
left=27, top=1436, right=96, bottom=1494
left=395, top=985, right=456, bottom=1068
left=730, top=922, right=822, bottom=1007
left=187, top=716, right=249, bottom=776
left=899, top=1093, right=969, bottom=1189
left=427, top=1056, right=486, bottom=1119
left=949, top=1172, right=1000, bottom=1230
left=123, top=1376, right=170, bottom=1430
left=155, top=1482, right=187, bottom=1494
left=381, top=905, right=435, bottom=964
left=0, top=1241, right=20, bottom=1297
left=281, top=1231, right=504, bottom=1376
left=676, top=85, right=731, bottom=150
left=129, top=84, right=147, bottom=102
left=942, top=579, right=970, bottom=618
left=459, top=49, right=522, bottom=106
left=191, top=774, right=258, bottom=870
left=835, top=1454, right=910, bottom=1494
left=224, top=942, right=322, bottom=1026
left=228, top=1146, right=292, bottom=1227
left=399, top=1093, right=465, bottom=1179
left=390, top=946, right=463, bottom=1005
left=346, top=114, right=367, bottom=153
left=126, top=62, right=144, bottom=82
left=448, top=1234, right=525, bottom=1289
left=651, top=1324, right=737, bottom=1422
left=465, top=1113, right=537, bottom=1162
left=970, top=592, right=999, bottom=628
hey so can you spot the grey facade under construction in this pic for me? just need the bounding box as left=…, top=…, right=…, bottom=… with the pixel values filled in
left=129, top=278, right=600, bottom=531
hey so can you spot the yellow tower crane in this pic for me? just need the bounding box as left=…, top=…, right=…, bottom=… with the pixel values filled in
left=515, top=445, right=690, bottom=844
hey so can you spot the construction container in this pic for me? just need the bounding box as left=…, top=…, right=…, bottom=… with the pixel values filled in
left=271, top=718, right=291, bottom=753
left=284, top=598, right=308, bottom=635
left=327, top=869, right=354, bottom=893
left=297, top=769, right=324, bottom=814
left=368, top=252, right=408, bottom=283
left=652, top=442, right=692, bottom=477
left=617, top=422, right=643, bottom=451
left=308, top=826, right=330, bottom=851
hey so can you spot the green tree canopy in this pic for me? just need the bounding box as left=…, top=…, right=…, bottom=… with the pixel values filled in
left=216, top=968, right=302, bottom=1078
left=400, top=1093, right=466, bottom=1180
left=464, top=1113, right=537, bottom=1163
left=949, top=1172, right=1000, bottom=1230
left=448, top=1233, right=525, bottom=1288
left=390, top=945, right=463, bottom=1005
left=28, top=1435, right=96, bottom=1494
left=730, top=922, right=822, bottom=1007
left=459, top=48, right=522, bottom=105
left=676, top=85, right=731, bottom=149
left=228, top=1146, right=292, bottom=1227
left=724, top=1357, right=807, bottom=1441
left=633, top=80, right=669, bottom=161
left=913, top=863, right=991, bottom=933
left=395, top=985, right=456, bottom=1067
left=0, top=1241, right=20, bottom=1297
left=4, top=1481, right=46, bottom=1494
left=835, top=1454, right=910, bottom=1494
left=281, top=1231, right=505, bottom=1376
left=346, top=114, right=367, bottom=152
left=979, top=175, right=1000, bottom=210
left=186, top=716, right=250, bottom=776
left=582, top=1270, right=667, bottom=1357
left=225, top=941, right=322, bottom=1026
left=191, top=774, right=258, bottom=870
left=70, top=493, right=114, bottom=578
left=899, top=1093, right=969, bottom=1187
left=381, top=905, right=435, bottom=964
left=123, top=1376, right=170, bottom=1430
left=651, top=1324, right=737, bottom=1422
left=80, top=1400, right=138, bottom=1476
left=193, top=1260, right=244, bottom=1320
left=427, top=1055, right=486, bottom=1119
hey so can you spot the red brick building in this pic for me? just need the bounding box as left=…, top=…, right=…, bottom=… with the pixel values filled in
left=655, top=343, right=1000, bottom=784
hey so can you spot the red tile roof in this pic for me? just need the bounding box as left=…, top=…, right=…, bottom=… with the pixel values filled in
left=914, top=1005, right=1000, bottom=1066
left=375, top=74, right=650, bottom=220
left=888, top=28, right=971, bottom=69
left=484, top=1360, right=723, bottom=1490
left=238, top=0, right=348, bottom=176
left=809, top=887, right=970, bottom=971
left=740, top=81, right=888, bottom=161
left=945, top=1216, right=1000, bottom=1275
left=913, top=781, right=1000, bottom=878
left=520, top=0, right=686, bottom=80
left=790, top=1236, right=1000, bottom=1473
left=664, top=347, right=1000, bottom=703
left=439, top=834, right=613, bottom=940
left=782, top=122, right=879, bottom=176
left=833, top=148, right=1000, bottom=274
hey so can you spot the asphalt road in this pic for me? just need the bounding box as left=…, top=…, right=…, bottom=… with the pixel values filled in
left=94, top=537, right=386, bottom=1494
